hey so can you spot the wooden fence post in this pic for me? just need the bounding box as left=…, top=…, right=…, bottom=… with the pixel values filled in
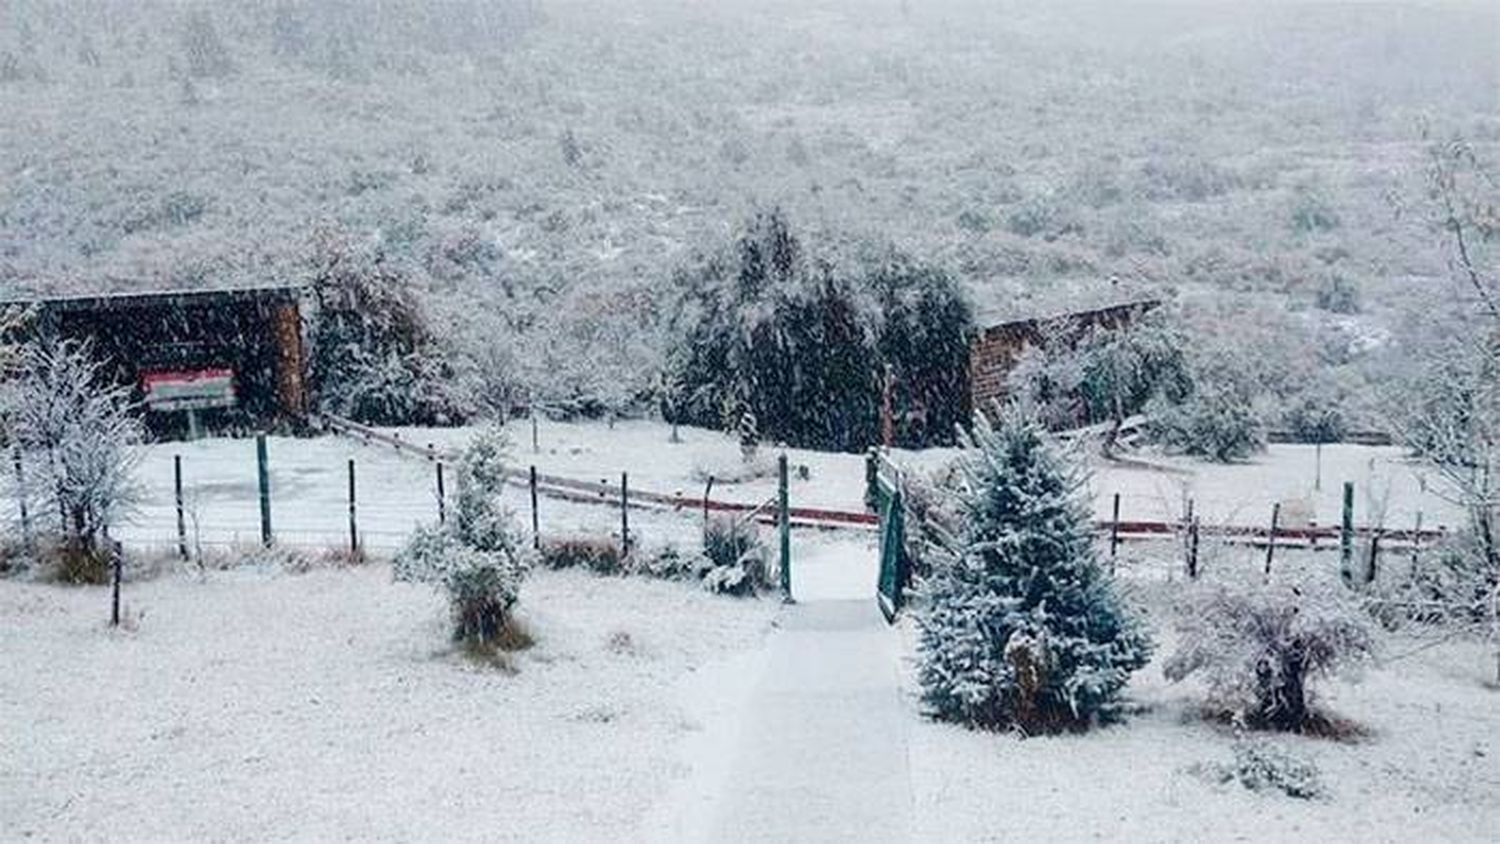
left=1367, top=529, right=1381, bottom=585
left=436, top=462, right=446, bottom=525
left=175, top=455, right=188, bottom=561
left=1110, top=492, right=1121, bottom=569
left=256, top=434, right=272, bottom=548
left=529, top=466, right=540, bottom=550
left=702, top=476, right=715, bottom=529
left=620, top=472, right=630, bottom=554
left=1264, top=502, right=1280, bottom=578
left=1412, top=511, right=1423, bottom=572
left=1340, top=481, right=1355, bottom=585
left=347, top=459, right=358, bottom=558
left=778, top=454, right=792, bottom=603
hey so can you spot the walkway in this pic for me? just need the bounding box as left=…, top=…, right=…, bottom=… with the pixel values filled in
left=707, top=599, right=913, bottom=842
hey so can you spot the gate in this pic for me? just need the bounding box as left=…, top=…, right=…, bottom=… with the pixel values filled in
left=868, top=450, right=906, bottom=623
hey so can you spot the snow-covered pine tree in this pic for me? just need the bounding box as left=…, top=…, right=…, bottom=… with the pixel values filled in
left=915, top=403, right=1151, bottom=732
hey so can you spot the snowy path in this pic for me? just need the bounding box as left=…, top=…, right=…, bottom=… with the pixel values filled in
left=704, top=599, right=912, bottom=843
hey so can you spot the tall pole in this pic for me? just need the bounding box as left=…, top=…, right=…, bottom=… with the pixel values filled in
left=778, top=454, right=791, bottom=602
left=256, top=434, right=272, bottom=548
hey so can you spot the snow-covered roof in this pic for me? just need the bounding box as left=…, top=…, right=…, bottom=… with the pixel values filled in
left=0, top=284, right=309, bottom=313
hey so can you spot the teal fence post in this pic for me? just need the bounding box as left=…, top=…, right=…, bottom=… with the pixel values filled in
left=1340, top=481, right=1355, bottom=584
left=778, top=454, right=791, bottom=603
left=256, top=434, right=272, bottom=547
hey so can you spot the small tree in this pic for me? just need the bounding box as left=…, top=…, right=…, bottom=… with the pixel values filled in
left=1165, top=579, right=1376, bottom=732
left=1, top=339, right=143, bottom=577
left=914, top=404, right=1152, bottom=732
left=394, top=427, right=530, bottom=649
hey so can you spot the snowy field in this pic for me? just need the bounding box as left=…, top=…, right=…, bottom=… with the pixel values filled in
left=0, top=566, right=777, bottom=841
left=104, top=418, right=1464, bottom=562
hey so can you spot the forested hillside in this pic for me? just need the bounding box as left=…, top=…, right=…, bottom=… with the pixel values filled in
left=2, top=0, right=1496, bottom=417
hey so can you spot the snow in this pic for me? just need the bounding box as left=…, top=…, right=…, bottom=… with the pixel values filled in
left=0, top=565, right=776, bottom=841
left=903, top=615, right=1500, bottom=842
left=7, top=419, right=1496, bottom=840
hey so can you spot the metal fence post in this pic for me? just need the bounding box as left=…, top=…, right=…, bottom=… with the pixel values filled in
left=1264, top=501, right=1280, bottom=578
left=174, top=455, right=187, bottom=561
left=529, top=466, right=540, bottom=550
left=620, top=471, right=630, bottom=553
left=778, top=454, right=791, bottom=602
left=347, top=458, right=358, bottom=558
left=436, top=462, right=446, bottom=525
left=256, top=434, right=272, bottom=547
left=1340, top=481, right=1355, bottom=585
left=1109, top=492, right=1121, bottom=568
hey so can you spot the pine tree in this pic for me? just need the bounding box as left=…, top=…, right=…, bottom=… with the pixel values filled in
left=915, top=404, right=1152, bottom=732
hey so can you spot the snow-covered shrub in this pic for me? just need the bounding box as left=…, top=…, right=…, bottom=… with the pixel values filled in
left=630, top=544, right=704, bottom=581
left=393, top=427, right=530, bottom=649
left=538, top=537, right=623, bottom=575
left=1282, top=389, right=1347, bottom=444
left=394, top=526, right=527, bottom=645
left=1194, top=738, right=1326, bottom=800
left=1, top=338, right=143, bottom=578
left=914, top=404, right=1152, bottom=732
left=700, top=515, right=769, bottom=596
left=1147, top=379, right=1264, bottom=462
left=1164, top=579, right=1377, bottom=732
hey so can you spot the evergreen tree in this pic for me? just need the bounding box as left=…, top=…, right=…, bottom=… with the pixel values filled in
left=915, top=404, right=1151, bottom=732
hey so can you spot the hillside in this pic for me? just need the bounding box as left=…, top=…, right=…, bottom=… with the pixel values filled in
left=2, top=0, right=1497, bottom=406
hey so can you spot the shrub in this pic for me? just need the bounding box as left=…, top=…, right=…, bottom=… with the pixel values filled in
left=1194, top=738, right=1326, bottom=800
left=393, top=427, right=530, bottom=650
left=700, top=515, right=769, bottom=596
left=914, top=405, right=1152, bottom=732
left=1164, top=579, right=1377, bottom=732
left=395, top=525, right=528, bottom=647
left=539, top=537, right=623, bottom=575
left=1147, top=382, right=1265, bottom=462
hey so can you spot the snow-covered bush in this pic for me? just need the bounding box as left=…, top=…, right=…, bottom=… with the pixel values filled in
left=1282, top=388, right=1347, bottom=445
left=1147, top=378, right=1264, bottom=462
left=393, top=427, right=530, bottom=649
left=1, top=338, right=143, bottom=579
left=538, top=537, right=623, bottom=575
left=700, top=514, right=768, bottom=596
left=1164, top=579, right=1376, bottom=732
left=914, top=404, right=1152, bottom=732
left=1194, top=738, right=1326, bottom=800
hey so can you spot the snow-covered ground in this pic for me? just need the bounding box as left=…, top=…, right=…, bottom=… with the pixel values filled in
left=0, top=565, right=777, bottom=841
left=903, top=614, right=1500, bottom=842
left=7, top=419, right=1494, bottom=841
